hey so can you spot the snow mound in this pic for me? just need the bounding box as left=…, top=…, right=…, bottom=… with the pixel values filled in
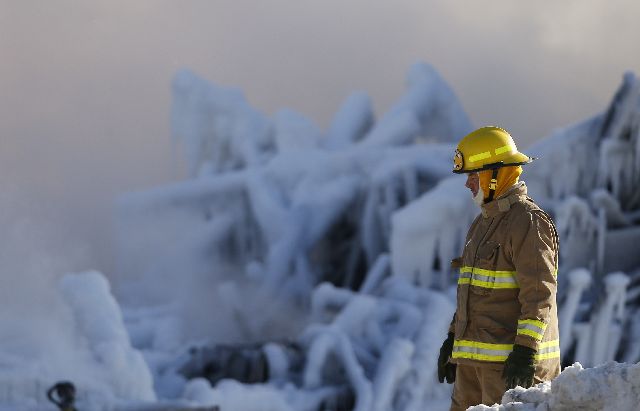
left=59, top=271, right=156, bottom=404
left=469, top=362, right=640, bottom=411
left=0, top=271, right=155, bottom=410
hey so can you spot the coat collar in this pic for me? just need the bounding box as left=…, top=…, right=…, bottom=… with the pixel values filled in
left=480, top=181, right=528, bottom=218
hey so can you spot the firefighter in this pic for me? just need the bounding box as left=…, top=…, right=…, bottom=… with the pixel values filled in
left=438, top=126, right=561, bottom=410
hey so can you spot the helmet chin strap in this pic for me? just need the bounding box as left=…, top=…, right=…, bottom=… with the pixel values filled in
left=484, top=168, right=499, bottom=204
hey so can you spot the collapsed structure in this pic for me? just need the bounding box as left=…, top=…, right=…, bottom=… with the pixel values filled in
left=112, top=64, right=640, bottom=410
left=110, top=63, right=640, bottom=410
left=2, top=63, right=633, bottom=410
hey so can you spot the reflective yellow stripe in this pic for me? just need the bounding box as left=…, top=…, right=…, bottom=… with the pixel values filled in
left=468, top=151, right=492, bottom=163
left=494, top=144, right=515, bottom=155
left=539, top=339, right=559, bottom=349
left=535, top=339, right=561, bottom=361
left=454, top=340, right=513, bottom=351
left=535, top=351, right=561, bottom=360
left=518, top=329, right=544, bottom=340
left=452, top=339, right=512, bottom=362
left=458, top=278, right=519, bottom=289
left=452, top=339, right=561, bottom=362
left=460, top=266, right=517, bottom=277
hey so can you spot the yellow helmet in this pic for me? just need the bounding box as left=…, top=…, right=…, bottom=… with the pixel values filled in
left=452, top=126, right=534, bottom=173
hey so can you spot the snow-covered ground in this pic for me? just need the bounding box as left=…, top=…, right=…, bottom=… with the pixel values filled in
left=470, top=362, right=640, bottom=411
left=2, top=62, right=640, bottom=410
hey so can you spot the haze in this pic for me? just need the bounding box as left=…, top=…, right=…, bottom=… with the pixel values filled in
left=1, top=0, right=639, bottom=276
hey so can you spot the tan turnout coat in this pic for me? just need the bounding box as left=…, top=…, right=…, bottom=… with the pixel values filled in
left=449, top=182, right=561, bottom=380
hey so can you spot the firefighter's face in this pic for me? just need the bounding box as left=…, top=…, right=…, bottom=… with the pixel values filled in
left=465, top=172, right=479, bottom=197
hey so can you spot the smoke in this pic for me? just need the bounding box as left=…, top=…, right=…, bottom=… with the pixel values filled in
left=0, top=187, right=100, bottom=395
left=1, top=0, right=639, bottom=282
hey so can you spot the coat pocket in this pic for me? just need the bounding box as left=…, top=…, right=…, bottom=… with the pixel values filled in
left=470, top=241, right=501, bottom=295
left=476, top=240, right=501, bottom=264
left=474, top=315, right=517, bottom=346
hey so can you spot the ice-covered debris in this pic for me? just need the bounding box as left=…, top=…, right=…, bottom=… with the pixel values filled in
left=554, top=196, right=599, bottom=271
left=360, top=110, right=421, bottom=147
left=380, top=62, right=473, bottom=144
left=371, top=338, right=414, bottom=411
left=527, top=71, right=640, bottom=211
left=171, top=69, right=274, bottom=176
left=185, top=379, right=295, bottom=411
left=583, top=272, right=629, bottom=366
left=182, top=378, right=218, bottom=405
left=274, top=109, right=322, bottom=151
left=469, top=362, right=640, bottom=411
left=558, top=268, right=591, bottom=352
left=324, top=91, right=374, bottom=150
left=0, top=271, right=155, bottom=410
left=391, top=175, right=475, bottom=289
left=590, top=189, right=632, bottom=228
left=59, top=271, right=156, bottom=403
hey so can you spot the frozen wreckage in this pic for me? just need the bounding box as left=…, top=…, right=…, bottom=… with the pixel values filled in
left=114, top=66, right=640, bottom=410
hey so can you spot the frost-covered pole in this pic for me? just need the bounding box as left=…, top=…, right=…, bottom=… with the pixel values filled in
left=359, top=254, right=390, bottom=295
left=596, top=208, right=607, bottom=275
left=590, top=272, right=630, bottom=366
left=573, top=323, right=593, bottom=366
left=559, top=268, right=592, bottom=353
left=371, top=338, right=414, bottom=411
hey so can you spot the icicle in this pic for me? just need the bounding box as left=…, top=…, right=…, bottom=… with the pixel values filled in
left=402, top=167, right=418, bottom=203
left=361, top=187, right=382, bottom=265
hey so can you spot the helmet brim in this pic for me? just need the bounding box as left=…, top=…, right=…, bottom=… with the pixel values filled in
left=452, top=153, right=536, bottom=174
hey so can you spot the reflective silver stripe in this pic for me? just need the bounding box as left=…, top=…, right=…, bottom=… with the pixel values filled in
left=535, top=340, right=561, bottom=360
left=452, top=340, right=513, bottom=362
left=472, top=274, right=517, bottom=284
left=517, top=319, right=547, bottom=341
left=453, top=345, right=512, bottom=357
left=518, top=323, right=545, bottom=336
left=458, top=267, right=519, bottom=289
left=453, top=339, right=561, bottom=362
left=538, top=344, right=559, bottom=355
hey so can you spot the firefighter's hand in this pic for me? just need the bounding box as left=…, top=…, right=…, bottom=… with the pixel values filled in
left=502, top=344, right=536, bottom=389
left=437, top=332, right=456, bottom=384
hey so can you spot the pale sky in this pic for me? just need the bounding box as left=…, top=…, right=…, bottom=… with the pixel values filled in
left=1, top=0, right=639, bottom=274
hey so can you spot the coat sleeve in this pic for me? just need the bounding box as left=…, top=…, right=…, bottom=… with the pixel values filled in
left=448, top=256, right=463, bottom=334
left=509, top=209, right=559, bottom=350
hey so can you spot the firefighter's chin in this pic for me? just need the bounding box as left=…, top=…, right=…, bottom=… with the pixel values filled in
left=472, top=187, right=485, bottom=207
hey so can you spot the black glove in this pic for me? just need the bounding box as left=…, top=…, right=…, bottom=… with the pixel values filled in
left=502, top=344, right=536, bottom=389
left=437, top=332, right=456, bottom=384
